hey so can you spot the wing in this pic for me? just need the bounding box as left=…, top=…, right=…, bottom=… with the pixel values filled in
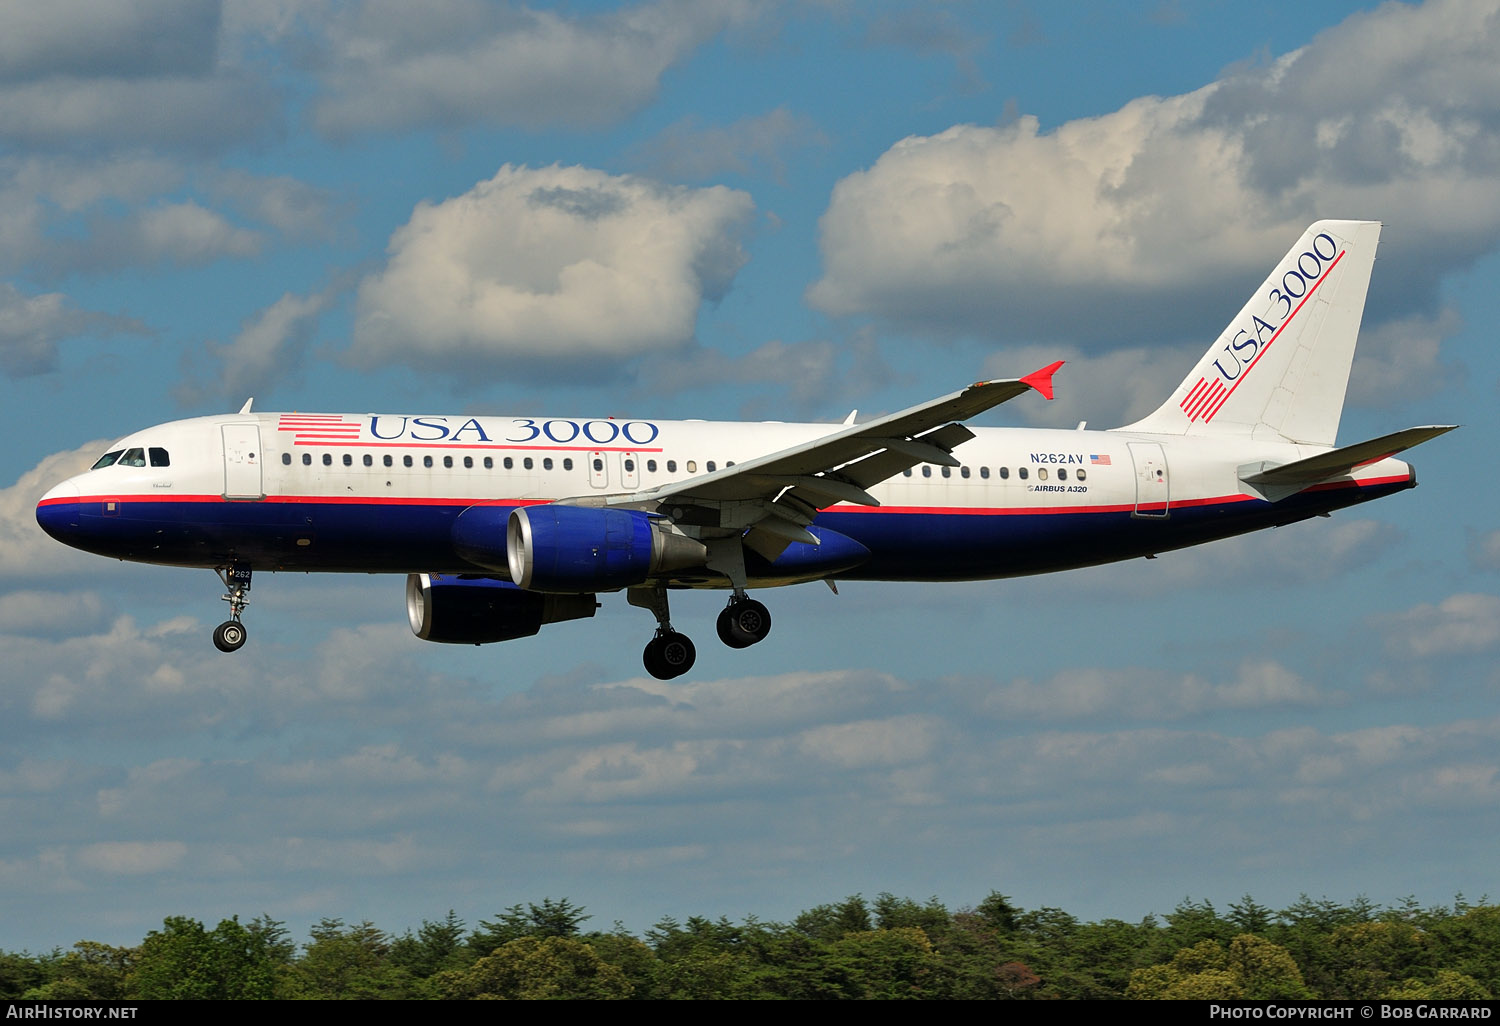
left=578, top=362, right=1062, bottom=559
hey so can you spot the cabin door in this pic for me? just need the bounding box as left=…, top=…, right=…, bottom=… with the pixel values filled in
left=1128, top=442, right=1170, bottom=518
left=222, top=424, right=265, bottom=500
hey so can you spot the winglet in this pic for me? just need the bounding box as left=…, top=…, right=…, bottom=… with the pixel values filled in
left=1019, top=361, right=1064, bottom=401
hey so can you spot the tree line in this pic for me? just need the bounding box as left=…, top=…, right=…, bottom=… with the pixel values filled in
left=2, top=892, right=1495, bottom=999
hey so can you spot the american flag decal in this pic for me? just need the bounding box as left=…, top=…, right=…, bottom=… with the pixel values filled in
left=1180, top=376, right=1230, bottom=423
left=278, top=414, right=362, bottom=442
left=1089, top=454, right=1111, bottom=466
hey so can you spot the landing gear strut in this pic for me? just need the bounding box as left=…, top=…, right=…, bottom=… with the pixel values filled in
left=716, top=596, right=771, bottom=649
left=213, top=563, right=251, bottom=653
left=629, top=585, right=695, bottom=680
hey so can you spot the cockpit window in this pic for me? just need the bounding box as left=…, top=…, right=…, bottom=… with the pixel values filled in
left=149, top=447, right=170, bottom=468
left=120, top=448, right=146, bottom=467
left=91, top=449, right=124, bottom=469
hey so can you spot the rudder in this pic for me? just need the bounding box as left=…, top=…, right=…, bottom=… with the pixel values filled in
left=1119, top=220, right=1381, bottom=446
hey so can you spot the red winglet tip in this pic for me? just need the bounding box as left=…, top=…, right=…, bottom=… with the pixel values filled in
left=1019, top=360, right=1064, bottom=401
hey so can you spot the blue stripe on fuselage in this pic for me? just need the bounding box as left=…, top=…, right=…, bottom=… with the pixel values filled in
left=35, top=475, right=1411, bottom=579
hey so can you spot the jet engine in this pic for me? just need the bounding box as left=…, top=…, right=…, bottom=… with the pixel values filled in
left=506, top=505, right=707, bottom=593
left=405, top=573, right=596, bottom=644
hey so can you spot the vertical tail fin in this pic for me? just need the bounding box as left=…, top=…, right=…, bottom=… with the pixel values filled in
left=1119, top=220, right=1381, bottom=446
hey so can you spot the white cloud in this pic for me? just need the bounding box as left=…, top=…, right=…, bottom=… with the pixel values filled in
left=1380, top=592, right=1500, bottom=658
left=0, top=283, right=148, bottom=377
left=808, top=0, right=1500, bottom=344
left=74, top=840, right=187, bottom=875
left=313, top=0, right=753, bottom=136
left=350, top=164, right=753, bottom=373
left=628, top=107, right=828, bottom=182
left=180, top=289, right=332, bottom=405
left=0, top=0, right=220, bottom=81
left=1345, top=309, right=1461, bottom=407
left=210, top=169, right=340, bottom=242
left=634, top=330, right=893, bottom=414
left=974, top=659, right=1329, bottom=722
left=1469, top=530, right=1500, bottom=572
left=0, top=442, right=111, bottom=578
left=0, top=590, right=108, bottom=636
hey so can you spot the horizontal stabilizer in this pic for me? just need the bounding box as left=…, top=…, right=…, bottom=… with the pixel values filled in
left=1241, top=425, right=1457, bottom=487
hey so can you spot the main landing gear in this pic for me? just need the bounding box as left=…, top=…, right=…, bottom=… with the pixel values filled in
left=716, top=596, right=771, bottom=649
left=629, top=586, right=695, bottom=680
left=629, top=586, right=773, bottom=681
left=213, top=563, right=251, bottom=653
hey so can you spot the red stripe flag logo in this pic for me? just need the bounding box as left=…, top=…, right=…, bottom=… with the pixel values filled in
left=278, top=414, right=362, bottom=442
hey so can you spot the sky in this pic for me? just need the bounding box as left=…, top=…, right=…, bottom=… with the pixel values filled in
left=1, top=0, right=1499, bottom=951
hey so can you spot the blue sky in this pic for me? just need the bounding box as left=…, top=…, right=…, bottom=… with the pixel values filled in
left=2, top=0, right=1499, bottom=950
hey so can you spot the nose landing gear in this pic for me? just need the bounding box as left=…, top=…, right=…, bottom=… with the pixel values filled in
left=213, top=564, right=251, bottom=653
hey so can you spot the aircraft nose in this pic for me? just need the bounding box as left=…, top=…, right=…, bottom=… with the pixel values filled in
left=35, top=478, right=81, bottom=543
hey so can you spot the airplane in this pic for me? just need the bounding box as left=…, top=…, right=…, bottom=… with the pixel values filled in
left=35, top=220, right=1455, bottom=680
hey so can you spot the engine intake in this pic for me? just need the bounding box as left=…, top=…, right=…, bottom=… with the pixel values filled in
left=406, top=573, right=596, bottom=644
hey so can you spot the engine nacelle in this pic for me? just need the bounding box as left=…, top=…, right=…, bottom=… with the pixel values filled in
left=406, top=573, right=596, bottom=645
left=506, top=505, right=706, bottom=593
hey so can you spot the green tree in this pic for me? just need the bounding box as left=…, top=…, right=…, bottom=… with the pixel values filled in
left=33, top=941, right=135, bottom=1000
left=389, top=910, right=472, bottom=979
left=793, top=895, right=872, bottom=942
left=437, top=936, right=631, bottom=999
left=469, top=898, right=591, bottom=955
left=280, top=918, right=421, bottom=999
left=130, top=916, right=287, bottom=1000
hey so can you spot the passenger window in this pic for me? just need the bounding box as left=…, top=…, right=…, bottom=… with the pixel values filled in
left=121, top=448, right=146, bottom=467
left=443, top=456, right=453, bottom=468
left=922, top=466, right=931, bottom=478
left=302, top=453, right=312, bottom=466
left=1058, top=468, right=1067, bottom=481
left=423, top=455, right=433, bottom=468
left=322, top=453, right=332, bottom=466
left=523, top=457, right=533, bottom=470
left=91, top=449, right=124, bottom=469
left=999, top=466, right=1009, bottom=479
left=463, top=456, right=473, bottom=469
left=483, top=456, right=492, bottom=469
left=624, top=458, right=635, bottom=472
left=384, top=455, right=393, bottom=467
left=726, top=461, right=735, bottom=467
left=647, top=459, right=657, bottom=472
left=563, top=458, right=573, bottom=471
left=961, top=466, right=970, bottom=478
left=403, top=455, right=413, bottom=468
left=282, top=453, right=291, bottom=465
left=149, top=447, right=170, bottom=467
left=667, top=460, right=677, bottom=473
left=1077, top=469, right=1087, bottom=481
left=363, top=454, right=373, bottom=467
left=343, top=454, right=353, bottom=467
left=1018, top=467, right=1028, bottom=480
left=543, top=457, right=553, bottom=471
left=592, top=458, right=603, bottom=472
left=706, top=461, right=716, bottom=472
left=941, top=466, right=951, bottom=478
left=686, top=460, right=697, bottom=473
left=903, top=468, right=912, bottom=477
left=980, top=466, right=990, bottom=479
left=1038, top=468, right=1047, bottom=481
left=503, top=457, right=513, bottom=470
